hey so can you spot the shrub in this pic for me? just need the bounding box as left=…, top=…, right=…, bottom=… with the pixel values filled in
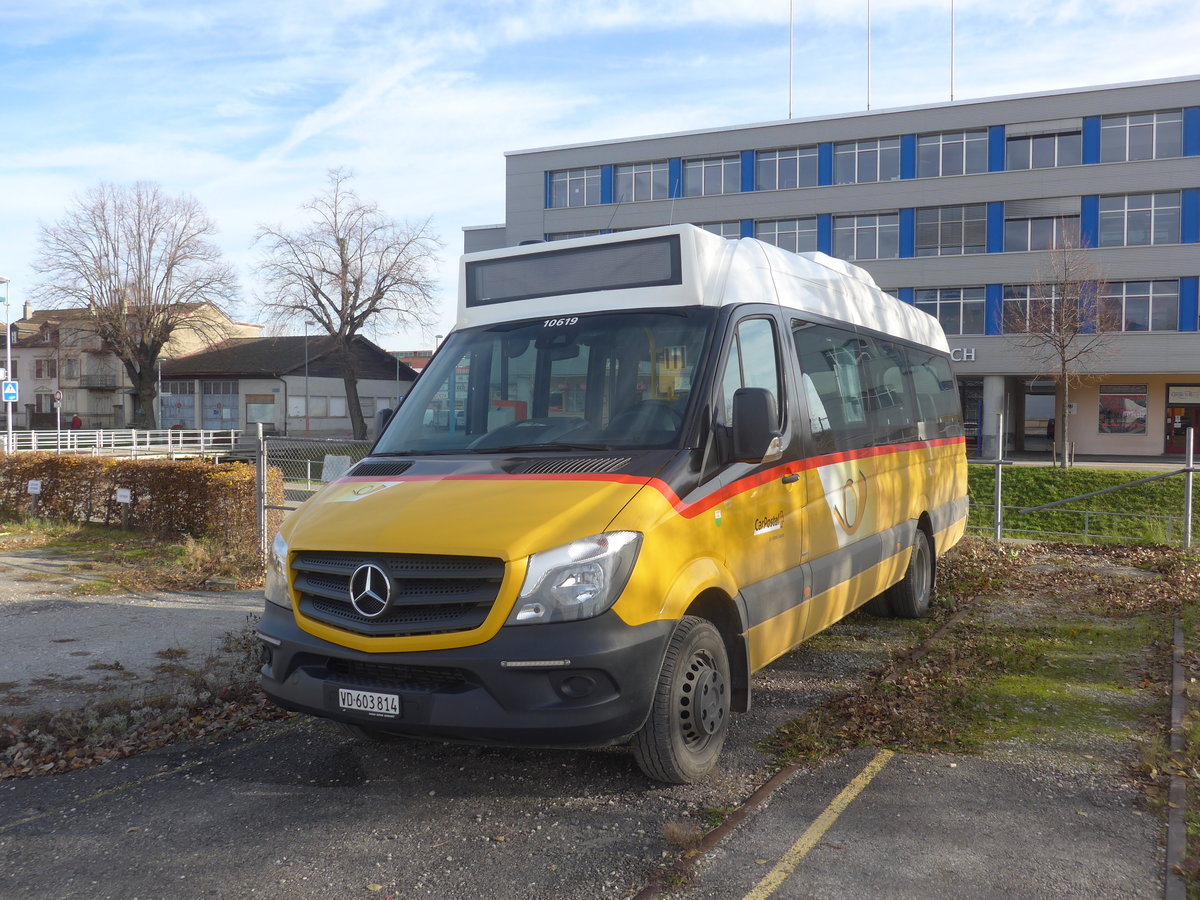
left=0, top=453, right=282, bottom=548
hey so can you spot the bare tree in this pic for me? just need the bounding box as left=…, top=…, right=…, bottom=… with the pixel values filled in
left=1006, top=231, right=1113, bottom=467
left=34, top=182, right=238, bottom=428
left=254, top=169, right=441, bottom=439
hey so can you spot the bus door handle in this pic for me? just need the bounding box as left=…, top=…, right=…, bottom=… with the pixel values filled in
left=781, top=473, right=800, bottom=485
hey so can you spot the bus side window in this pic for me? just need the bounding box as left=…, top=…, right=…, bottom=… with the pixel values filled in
left=909, top=352, right=964, bottom=438
left=859, top=338, right=918, bottom=445
left=791, top=321, right=871, bottom=452
left=719, top=318, right=782, bottom=427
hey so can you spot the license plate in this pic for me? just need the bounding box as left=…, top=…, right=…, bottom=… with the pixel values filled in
left=337, top=688, right=401, bottom=718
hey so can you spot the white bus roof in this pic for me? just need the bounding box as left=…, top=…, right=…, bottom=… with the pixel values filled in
left=457, top=224, right=949, bottom=353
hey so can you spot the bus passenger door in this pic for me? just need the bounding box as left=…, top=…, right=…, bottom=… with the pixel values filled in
left=711, top=314, right=808, bottom=671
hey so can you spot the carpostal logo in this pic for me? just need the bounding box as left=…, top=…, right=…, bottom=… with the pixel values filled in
left=753, top=510, right=785, bottom=536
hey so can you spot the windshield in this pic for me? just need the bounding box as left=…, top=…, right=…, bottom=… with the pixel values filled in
left=376, top=308, right=715, bottom=454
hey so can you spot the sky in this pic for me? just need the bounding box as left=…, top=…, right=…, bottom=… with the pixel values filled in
left=1, top=0, right=1198, bottom=351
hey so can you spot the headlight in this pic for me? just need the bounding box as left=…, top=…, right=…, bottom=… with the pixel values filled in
left=264, top=532, right=292, bottom=609
left=506, top=531, right=642, bottom=626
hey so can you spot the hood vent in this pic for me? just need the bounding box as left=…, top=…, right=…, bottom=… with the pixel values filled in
left=347, top=460, right=413, bottom=478
left=512, top=457, right=633, bottom=476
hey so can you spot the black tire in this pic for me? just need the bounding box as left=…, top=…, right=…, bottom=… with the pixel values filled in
left=886, top=527, right=934, bottom=619
left=632, top=616, right=731, bottom=784
left=336, top=721, right=405, bottom=742
left=863, top=593, right=893, bottom=617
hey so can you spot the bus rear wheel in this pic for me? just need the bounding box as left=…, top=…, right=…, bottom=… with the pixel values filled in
left=886, top=527, right=933, bottom=618
left=632, top=616, right=730, bottom=784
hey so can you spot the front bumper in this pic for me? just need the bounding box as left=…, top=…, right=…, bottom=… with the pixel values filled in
left=257, top=603, right=674, bottom=747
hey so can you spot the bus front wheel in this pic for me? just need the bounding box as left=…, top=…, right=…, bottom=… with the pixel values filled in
left=632, top=616, right=731, bottom=784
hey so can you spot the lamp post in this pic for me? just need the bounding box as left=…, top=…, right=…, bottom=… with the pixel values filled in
left=1, top=277, right=11, bottom=453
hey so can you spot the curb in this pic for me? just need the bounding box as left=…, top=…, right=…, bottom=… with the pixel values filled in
left=1166, top=616, right=1188, bottom=900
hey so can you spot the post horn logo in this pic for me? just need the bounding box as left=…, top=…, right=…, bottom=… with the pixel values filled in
left=832, top=471, right=868, bottom=535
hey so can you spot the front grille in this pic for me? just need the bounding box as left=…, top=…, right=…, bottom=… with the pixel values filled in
left=294, top=551, right=504, bottom=637
left=326, top=659, right=470, bottom=692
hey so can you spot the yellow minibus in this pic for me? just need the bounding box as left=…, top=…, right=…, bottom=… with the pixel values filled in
left=259, top=224, right=968, bottom=782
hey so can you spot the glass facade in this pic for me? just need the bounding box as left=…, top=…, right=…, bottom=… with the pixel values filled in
left=756, top=218, right=818, bottom=254
left=915, top=205, right=987, bottom=256
left=833, top=213, right=899, bottom=261
left=1098, top=192, right=1181, bottom=247
left=914, top=287, right=986, bottom=336
left=917, top=131, right=987, bottom=177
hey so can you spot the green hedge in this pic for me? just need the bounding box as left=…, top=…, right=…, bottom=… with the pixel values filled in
left=0, top=453, right=282, bottom=546
left=968, top=463, right=1189, bottom=543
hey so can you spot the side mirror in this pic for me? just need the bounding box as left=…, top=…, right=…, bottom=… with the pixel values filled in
left=731, top=387, right=783, bottom=463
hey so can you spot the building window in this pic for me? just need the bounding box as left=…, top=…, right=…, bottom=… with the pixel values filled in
left=546, top=230, right=602, bottom=241
left=914, top=287, right=986, bottom=335
left=34, top=358, right=57, bottom=379
left=698, top=221, right=742, bottom=239
left=683, top=155, right=741, bottom=196
left=162, top=380, right=195, bottom=395
left=1004, top=215, right=1080, bottom=252
left=614, top=161, right=669, bottom=202
left=916, top=131, right=987, bottom=177
left=310, top=395, right=329, bottom=417
left=756, top=218, right=818, bottom=254
left=834, top=138, right=900, bottom=184
left=1006, top=131, right=1082, bottom=170
left=1098, top=384, right=1147, bottom=434
left=1002, top=284, right=1062, bottom=333
left=1100, top=280, right=1179, bottom=332
left=756, top=146, right=819, bottom=190
left=201, top=380, right=238, bottom=395
left=35, top=392, right=55, bottom=414
left=549, top=167, right=601, bottom=208
left=833, top=213, right=899, bottom=261
left=62, top=358, right=80, bottom=380
left=1098, top=192, right=1181, bottom=247
left=915, top=205, right=987, bottom=256
left=1100, top=110, right=1183, bottom=162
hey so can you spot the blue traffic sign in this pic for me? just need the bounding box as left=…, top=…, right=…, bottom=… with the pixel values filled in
left=2, top=381, right=17, bottom=404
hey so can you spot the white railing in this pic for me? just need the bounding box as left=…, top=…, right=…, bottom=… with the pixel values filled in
left=3, top=428, right=243, bottom=458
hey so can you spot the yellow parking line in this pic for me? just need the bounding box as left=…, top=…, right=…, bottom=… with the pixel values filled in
left=743, top=749, right=895, bottom=900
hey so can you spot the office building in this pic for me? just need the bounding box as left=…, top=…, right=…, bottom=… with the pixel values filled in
left=466, top=75, right=1200, bottom=458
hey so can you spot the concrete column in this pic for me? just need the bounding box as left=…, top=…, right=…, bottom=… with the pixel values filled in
left=979, top=375, right=1007, bottom=459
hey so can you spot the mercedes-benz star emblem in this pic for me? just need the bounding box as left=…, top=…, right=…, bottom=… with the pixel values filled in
left=349, top=563, right=391, bottom=618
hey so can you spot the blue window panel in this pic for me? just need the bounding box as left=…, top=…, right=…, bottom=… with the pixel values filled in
left=740, top=219, right=755, bottom=239
left=544, top=171, right=553, bottom=210
left=1185, top=108, right=1200, bottom=156
left=986, top=202, right=1004, bottom=253
left=1183, top=188, right=1200, bottom=244
left=817, top=143, right=833, bottom=186
left=1180, top=277, right=1200, bottom=331
left=600, top=165, right=614, bottom=205
left=1080, top=195, right=1100, bottom=248
left=668, top=158, right=684, bottom=199
left=987, top=125, right=1005, bottom=172
left=741, top=151, right=755, bottom=193
left=899, top=208, right=915, bottom=258
left=1082, top=116, right=1101, bottom=165
left=897, top=287, right=915, bottom=305
left=817, top=214, right=833, bottom=255
left=985, top=284, right=1003, bottom=335
left=900, top=135, right=917, bottom=180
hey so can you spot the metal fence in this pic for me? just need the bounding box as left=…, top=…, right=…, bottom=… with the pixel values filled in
left=5, top=428, right=241, bottom=457
left=970, top=420, right=1196, bottom=548
left=254, top=431, right=373, bottom=551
